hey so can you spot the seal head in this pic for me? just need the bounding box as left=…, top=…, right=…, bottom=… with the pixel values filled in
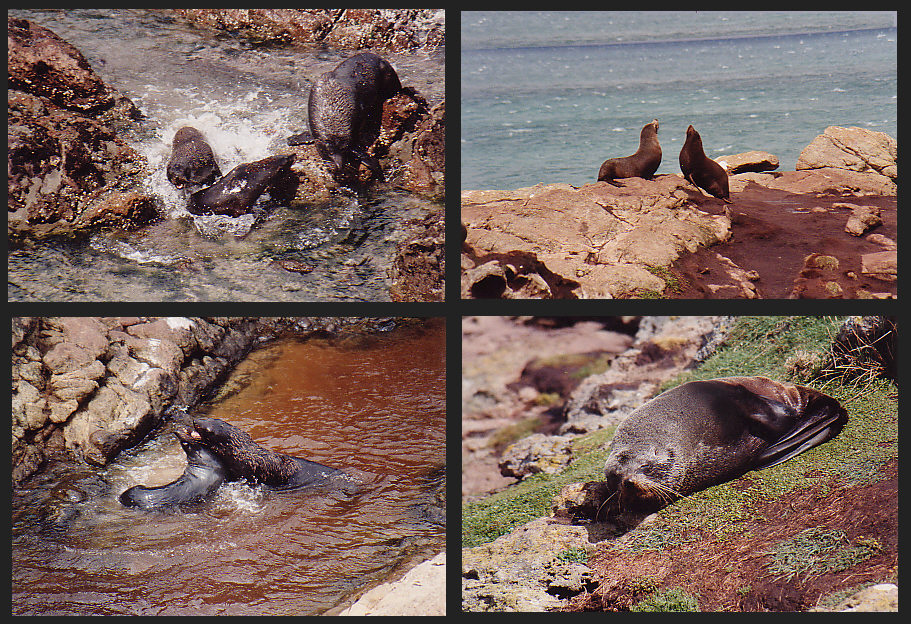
left=597, top=119, right=662, bottom=185
left=166, top=126, right=222, bottom=189
left=679, top=124, right=731, bottom=203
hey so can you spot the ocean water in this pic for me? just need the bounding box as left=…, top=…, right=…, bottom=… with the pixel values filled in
left=461, top=11, right=896, bottom=190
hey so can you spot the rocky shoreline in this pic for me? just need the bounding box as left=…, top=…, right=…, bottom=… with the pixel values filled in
left=8, top=12, right=444, bottom=301
left=462, top=126, right=896, bottom=299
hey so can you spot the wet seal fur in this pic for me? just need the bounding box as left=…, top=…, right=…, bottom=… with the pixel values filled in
left=187, top=154, right=295, bottom=217
left=184, top=415, right=346, bottom=490
left=287, top=52, right=421, bottom=180
left=597, top=119, right=662, bottom=185
left=679, top=124, right=732, bottom=203
left=166, top=126, right=222, bottom=189
left=601, top=376, right=847, bottom=520
left=119, top=425, right=226, bottom=510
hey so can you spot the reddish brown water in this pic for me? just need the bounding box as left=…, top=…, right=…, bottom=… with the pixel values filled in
left=11, top=321, right=445, bottom=615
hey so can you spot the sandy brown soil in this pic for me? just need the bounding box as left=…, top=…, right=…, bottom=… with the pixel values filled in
left=567, top=459, right=897, bottom=612
left=669, top=183, right=896, bottom=298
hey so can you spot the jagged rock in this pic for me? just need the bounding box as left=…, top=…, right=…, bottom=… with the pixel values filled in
left=499, top=434, right=574, bottom=479
left=462, top=179, right=731, bottom=299
left=860, top=251, right=897, bottom=281
left=797, top=126, right=896, bottom=180
left=837, top=203, right=883, bottom=236
left=388, top=208, right=444, bottom=302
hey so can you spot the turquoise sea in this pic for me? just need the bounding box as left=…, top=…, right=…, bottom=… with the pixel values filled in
left=461, top=11, right=896, bottom=190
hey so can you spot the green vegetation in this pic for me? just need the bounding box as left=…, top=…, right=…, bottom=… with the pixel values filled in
left=630, top=587, right=699, bottom=612
left=463, top=316, right=897, bottom=553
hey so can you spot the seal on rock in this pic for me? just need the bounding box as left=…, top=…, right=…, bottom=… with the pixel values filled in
left=187, top=154, right=295, bottom=217
left=166, top=126, right=222, bottom=189
left=119, top=425, right=226, bottom=510
left=182, top=415, right=348, bottom=490
left=597, top=119, right=662, bottom=185
left=287, top=52, right=415, bottom=179
left=679, top=124, right=732, bottom=203
left=602, top=376, right=847, bottom=516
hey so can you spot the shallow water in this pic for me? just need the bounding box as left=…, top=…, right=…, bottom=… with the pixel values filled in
left=11, top=322, right=446, bottom=615
left=461, top=11, right=896, bottom=190
left=9, top=9, right=444, bottom=302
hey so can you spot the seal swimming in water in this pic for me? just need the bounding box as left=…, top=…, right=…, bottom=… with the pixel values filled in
left=119, top=425, right=226, bottom=510
left=679, top=124, right=732, bottom=203
left=287, top=52, right=416, bottom=179
left=597, top=119, right=662, bottom=185
left=602, top=376, right=847, bottom=518
left=187, top=154, right=295, bottom=217
left=166, top=126, right=222, bottom=189
left=179, top=414, right=348, bottom=490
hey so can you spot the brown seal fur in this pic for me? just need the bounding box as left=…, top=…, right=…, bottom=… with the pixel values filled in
left=679, top=124, right=732, bottom=203
left=597, top=119, right=662, bottom=185
left=602, top=376, right=847, bottom=518
left=166, top=126, right=222, bottom=189
left=184, top=415, right=344, bottom=490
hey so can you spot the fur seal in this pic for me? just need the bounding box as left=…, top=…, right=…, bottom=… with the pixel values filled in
left=679, top=124, right=732, bottom=203
left=119, top=425, right=226, bottom=510
left=597, top=119, right=662, bottom=185
left=187, top=154, right=295, bottom=217
left=183, top=415, right=346, bottom=490
left=287, top=52, right=415, bottom=179
left=166, top=126, right=222, bottom=189
left=602, top=376, right=847, bottom=517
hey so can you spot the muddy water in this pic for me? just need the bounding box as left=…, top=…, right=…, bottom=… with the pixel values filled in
left=8, top=9, right=444, bottom=302
left=11, top=322, right=446, bottom=615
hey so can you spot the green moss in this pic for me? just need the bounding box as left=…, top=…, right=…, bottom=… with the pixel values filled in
left=630, top=587, right=699, bottom=612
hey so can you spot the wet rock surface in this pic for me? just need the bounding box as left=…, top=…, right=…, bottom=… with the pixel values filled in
left=174, top=9, right=444, bottom=53
left=11, top=317, right=402, bottom=485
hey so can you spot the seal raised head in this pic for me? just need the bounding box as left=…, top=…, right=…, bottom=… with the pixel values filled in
left=166, top=126, right=222, bottom=189
left=602, top=376, right=847, bottom=518
left=597, top=119, right=662, bottom=185
left=679, top=124, right=731, bottom=203
left=185, top=416, right=345, bottom=490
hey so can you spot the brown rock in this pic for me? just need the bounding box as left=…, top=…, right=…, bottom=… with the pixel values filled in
left=860, top=250, right=897, bottom=280
left=797, top=125, right=896, bottom=180
left=716, top=150, right=779, bottom=174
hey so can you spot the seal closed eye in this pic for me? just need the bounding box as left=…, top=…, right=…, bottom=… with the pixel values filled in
left=602, top=376, right=847, bottom=518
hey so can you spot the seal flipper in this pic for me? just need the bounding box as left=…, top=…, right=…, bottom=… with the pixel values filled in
left=751, top=395, right=848, bottom=471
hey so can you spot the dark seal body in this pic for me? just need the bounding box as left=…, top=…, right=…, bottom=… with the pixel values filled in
left=119, top=427, right=226, bottom=510
left=166, top=126, right=222, bottom=189
left=603, top=376, right=847, bottom=515
left=679, top=124, right=731, bottom=203
left=186, top=416, right=344, bottom=490
left=597, top=119, right=662, bottom=185
left=288, top=52, right=404, bottom=178
left=187, top=154, right=295, bottom=217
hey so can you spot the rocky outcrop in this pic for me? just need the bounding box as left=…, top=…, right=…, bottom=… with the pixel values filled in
left=463, top=128, right=897, bottom=300
left=388, top=208, right=445, bottom=302
left=173, top=9, right=444, bottom=53
left=340, top=551, right=446, bottom=615
left=462, top=178, right=732, bottom=299
left=10, top=317, right=400, bottom=485
left=796, top=125, right=897, bottom=180
left=8, top=17, right=152, bottom=245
